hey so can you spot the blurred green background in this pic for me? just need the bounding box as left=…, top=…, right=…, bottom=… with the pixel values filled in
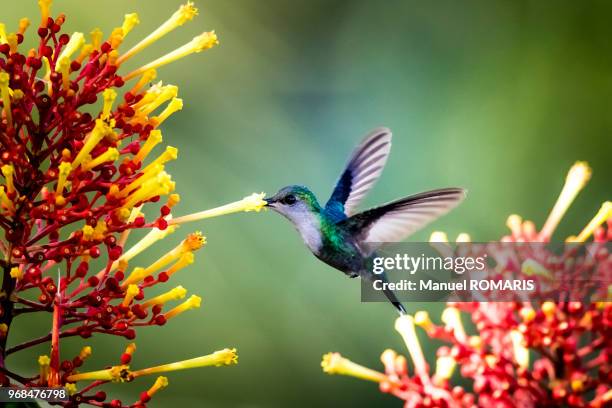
left=4, top=0, right=611, bottom=406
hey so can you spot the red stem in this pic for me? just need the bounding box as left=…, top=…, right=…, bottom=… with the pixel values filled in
left=48, top=298, right=61, bottom=386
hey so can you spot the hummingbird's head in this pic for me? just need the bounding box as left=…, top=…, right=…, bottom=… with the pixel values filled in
left=264, top=185, right=322, bottom=222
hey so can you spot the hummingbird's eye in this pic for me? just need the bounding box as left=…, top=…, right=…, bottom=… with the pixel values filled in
left=282, top=194, right=297, bottom=205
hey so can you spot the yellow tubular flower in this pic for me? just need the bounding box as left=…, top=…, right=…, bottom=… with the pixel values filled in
left=101, top=88, right=117, bottom=120
left=506, top=214, right=522, bottom=236
left=122, top=13, right=140, bottom=37
left=394, top=315, right=428, bottom=377
left=1, top=164, right=15, bottom=194
left=133, top=81, right=163, bottom=106
left=72, top=120, right=113, bottom=170
left=321, top=352, right=387, bottom=383
left=7, top=34, right=18, bottom=53
left=123, top=266, right=146, bottom=287
left=171, top=193, right=267, bottom=225
left=132, top=232, right=204, bottom=281
left=0, top=24, right=7, bottom=43
left=455, top=232, right=471, bottom=243
left=113, top=225, right=178, bottom=271
left=568, top=201, right=612, bottom=242
left=143, top=376, right=168, bottom=400
left=142, top=285, right=187, bottom=308
left=138, top=85, right=178, bottom=115
left=93, top=220, right=108, bottom=240
left=165, top=252, right=195, bottom=277
left=19, top=18, right=31, bottom=35
left=130, top=69, right=157, bottom=95
left=0, top=186, right=14, bottom=213
left=123, top=343, right=137, bottom=360
left=55, top=32, right=85, bottom=67
left=118, top=205, right=143, bottom=246
left=65, top=383, right=77, bottom=396
left=0, top=72, right=13, bottom=127
left=81, top=225, right=94, bottom=241
left=468, top=335, right=483, bottom=351
left=119, top=231, right=197, bottom=285
left=135, top=130, right=162, bottom=163
left=430, top=231, right=448, bottom=242
left=90, top=28, right=103, bottom=50
left=107, top=49, right=119, bottom=66
left=124, top=31, right=218, bottom=80
left=441, top=306, right=467, bottom=343
left=122, top=171, right=174, bottom=209
left=414, top=311, right=433, bottom=332
left=154, top=231, right=206, bottom=271
left=55, top=32, right=85, bottom=87
left=380, top=349, right=398, bottom=370
left=118, top=2, right=199, bottom=65
left=131, top=348, right=238, bottom=378
left=521, top=259, right=552, bottom=279
left=142, top=146, right=178, bottom=173
left=55, top=162, right=71, bottom=196
left=510, top=330, right=529, bottom=369
left=78, top=346, right=92, bottom=361
left=168, top=193, right=180, bottom=207
left=10, top=266, right=22, bottom=280
left=38, top=355, right=50, bottom=384
left=82, top=148, right=120, bottom=171
left=122, top=284, right=140, bottom=307
left=117, top=164, right=164, bottom=198
left=520, top=306, right=536, bottom=322
left=539, top=161, right=592, bottom=240
left=433, top=356, right=457, bottom=385
left=152, top=98, right=183, bottom=127
left=163, top=295, right=201, bottom=319
left=41, top=56, right=52, bottom=93
left=542, top=301, right=556, bottom=318
left=76, top=43, right=94, bottom=64
left=109, top=29, right=124, bottom=49
left=38, top=0, right=52, bottom=27
left=67, top=365, right=132, bottom=383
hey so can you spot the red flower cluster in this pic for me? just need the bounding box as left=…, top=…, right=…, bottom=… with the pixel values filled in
left=322, top=163, right=611, bottom=408
left=0, top=2, right=246, bottom=407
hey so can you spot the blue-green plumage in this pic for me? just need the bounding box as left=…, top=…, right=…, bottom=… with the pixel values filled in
left=265, top=128, right=466, bottom=315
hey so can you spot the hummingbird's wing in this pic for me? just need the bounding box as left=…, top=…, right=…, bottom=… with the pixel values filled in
left=325, top=128, right=392, bottom=217
left=337, top=188, right=466, bottom=255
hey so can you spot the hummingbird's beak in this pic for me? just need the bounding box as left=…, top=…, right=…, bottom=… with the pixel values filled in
left=264, top=197, right=275, bottom=207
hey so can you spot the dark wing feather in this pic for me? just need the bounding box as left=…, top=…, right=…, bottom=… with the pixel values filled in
left=325, top=128, right=392, bottom=216
left=338, top=188, right=466, bottom=255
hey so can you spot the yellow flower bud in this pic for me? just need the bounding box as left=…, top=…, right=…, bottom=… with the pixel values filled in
left=124, top=31, right=218, bottom=80
left=118, top=2, right=199, bottom=64
left=142, top=286, right=187, bottom=308
left=321, top=352, right=386, bottom=383
left=1, top=163, right=15, bottom=194
left=540, top=161, right=592, bottom=240
left=122, top=13, right=140, bottom=36
left=163, top=295, right=201, bottom=319
left=122, top=284, right=140, bottom=307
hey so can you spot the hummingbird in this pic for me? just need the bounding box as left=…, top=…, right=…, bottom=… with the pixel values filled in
left=264, top=128, right=466, bottom=314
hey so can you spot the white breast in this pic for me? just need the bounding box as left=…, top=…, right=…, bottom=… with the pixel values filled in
left=293, top=211, right=323, bottom=252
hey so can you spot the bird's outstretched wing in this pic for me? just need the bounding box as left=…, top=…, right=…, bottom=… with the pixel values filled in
left=325, top=128, right=392, bottom=217
left=337, top=188, right=466, bottom=255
